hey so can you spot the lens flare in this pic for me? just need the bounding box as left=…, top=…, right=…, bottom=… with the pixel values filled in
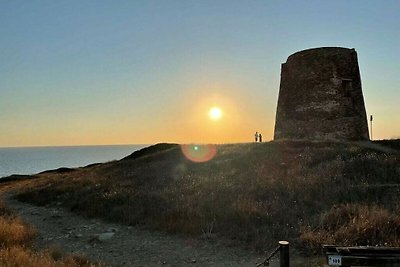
left=180, top=144, right=217, bottom=163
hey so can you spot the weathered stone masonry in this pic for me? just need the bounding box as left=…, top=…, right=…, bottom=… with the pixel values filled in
left=274, top=47, right=369, bottom=141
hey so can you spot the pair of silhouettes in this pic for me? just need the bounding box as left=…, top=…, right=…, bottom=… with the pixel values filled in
left=254, top=132, right=262, bottom=142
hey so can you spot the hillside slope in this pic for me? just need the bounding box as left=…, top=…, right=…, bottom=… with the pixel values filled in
left=4, top=140, right=400, bottom=253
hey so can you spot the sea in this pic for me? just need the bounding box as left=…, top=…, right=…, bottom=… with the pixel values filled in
left=0, top=145, right=147, bottom=178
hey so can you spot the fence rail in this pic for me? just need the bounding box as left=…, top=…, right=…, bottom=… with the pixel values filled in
left=257, top=241, right=290, bottom=267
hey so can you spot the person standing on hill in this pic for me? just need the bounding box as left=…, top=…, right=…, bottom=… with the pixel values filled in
left=255, top=131, right=258, bottom=142
left=259, top=133, right=262, bottom=142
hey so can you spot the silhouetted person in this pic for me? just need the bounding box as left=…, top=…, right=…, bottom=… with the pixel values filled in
left=255, top=131, right=258, bottom=142
left=259, top=133, right=262, bottom=142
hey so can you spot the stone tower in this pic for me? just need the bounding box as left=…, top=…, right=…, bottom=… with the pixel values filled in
left=274, top=47, right=369, bottom=141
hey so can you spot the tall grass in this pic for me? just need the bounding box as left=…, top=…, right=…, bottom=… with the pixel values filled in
left=0, top=246, right=97, bottom=267
left=0, top=201, right=36, bottom=248
left=0, top=217, right=37, bottom=248
left=300, top=204, right=400, bottom=254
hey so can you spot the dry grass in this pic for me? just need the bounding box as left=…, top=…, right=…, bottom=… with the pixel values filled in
left=300, top=204, right=400, bottom=254
left=0, top=246, right=99, bottom=267
left=0, top=217, right=37, bottom=248
left=0, top=201, right=37, bottom=248
left=0, top=202, right=13, bottom=217
left=9, top=140, right=400, bottom=253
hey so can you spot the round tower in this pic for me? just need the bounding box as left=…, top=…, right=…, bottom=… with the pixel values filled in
left=274, top=47, right=369, bottom=141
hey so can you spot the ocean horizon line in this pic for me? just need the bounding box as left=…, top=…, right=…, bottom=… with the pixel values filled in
left=0, top=144, right=151, bottom=149
left=0, top=144, right=149, bottom=178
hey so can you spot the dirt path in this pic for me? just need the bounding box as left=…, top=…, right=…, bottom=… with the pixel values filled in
left=4, top=195, right=270, bottom=267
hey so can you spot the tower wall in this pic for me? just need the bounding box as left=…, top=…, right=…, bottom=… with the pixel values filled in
left=274, top=47, right=369, bottom=141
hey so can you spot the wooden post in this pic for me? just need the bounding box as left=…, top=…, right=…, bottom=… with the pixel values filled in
left=370, top=115, right=373, bottom=140
left=279, top=241, right=289, bottom=267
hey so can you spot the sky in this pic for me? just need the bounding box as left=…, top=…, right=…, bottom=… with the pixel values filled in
left=1, top=0, right=399, bottom=147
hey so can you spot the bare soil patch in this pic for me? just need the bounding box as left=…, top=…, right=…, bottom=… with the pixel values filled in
left=4, top=195, right=265, bottom=267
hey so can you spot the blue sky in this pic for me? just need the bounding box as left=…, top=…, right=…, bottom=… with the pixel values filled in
left=1, top=0, right=399, bottom=146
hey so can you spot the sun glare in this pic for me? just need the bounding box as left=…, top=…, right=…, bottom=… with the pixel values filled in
left=209, top=107, right=222, bottom=120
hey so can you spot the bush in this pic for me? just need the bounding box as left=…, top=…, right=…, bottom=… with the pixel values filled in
left=0, top=246, right=100, bottom=267
left=300, top=204, right=400, bottom=254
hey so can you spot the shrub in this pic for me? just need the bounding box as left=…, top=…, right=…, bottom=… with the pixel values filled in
left=300, top=204, right=400, bottom=254
left=0, top=217, right=36, bottom=248
left=0, top=246, right=100, bottom=267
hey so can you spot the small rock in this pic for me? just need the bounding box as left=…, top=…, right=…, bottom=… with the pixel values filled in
left=75, top=234, right=83, bottom=238
left=96, top=232, right=114, bottom=242
left=107, top=227, right=118, bottom=232
left=191, top=259, right=197, bottom=263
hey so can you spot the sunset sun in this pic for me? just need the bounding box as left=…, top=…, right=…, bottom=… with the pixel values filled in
left=209, top=107, right=222, bottom=120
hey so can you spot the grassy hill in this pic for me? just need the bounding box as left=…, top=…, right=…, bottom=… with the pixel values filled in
left=5, top=140, right=400, bottom=253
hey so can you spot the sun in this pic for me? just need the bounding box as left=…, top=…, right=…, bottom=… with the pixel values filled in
left=209, top=107, right=222, bottom=120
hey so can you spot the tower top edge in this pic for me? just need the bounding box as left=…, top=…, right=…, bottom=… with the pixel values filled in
left=286, top=47, right=357, bottom=62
